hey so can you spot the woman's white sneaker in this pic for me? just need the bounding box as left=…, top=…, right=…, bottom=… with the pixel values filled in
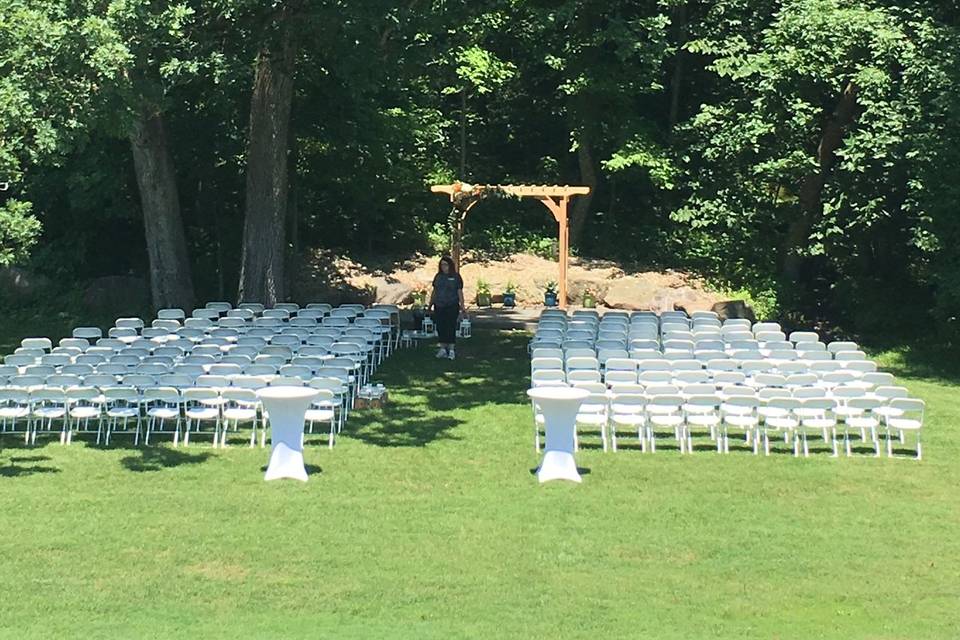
left=447, top=349, right=456, bottom=360
left=435, top=348, right=448, bottom=358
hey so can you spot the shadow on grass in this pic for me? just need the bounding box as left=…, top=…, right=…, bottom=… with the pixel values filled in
left=120, top=447, right=213, bottom=472
left=867, top=339, right=960, bottom=386
left=0, top=453, right=60, bottom=478
left=259, top=464, right=323, bottom=474
left=348, top=329, right=530, bottom=448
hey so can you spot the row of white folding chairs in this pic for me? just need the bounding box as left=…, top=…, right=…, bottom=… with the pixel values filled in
left=533, top=355, right=878, bottom=375
left=530, top=344, right=868, bottom=363
left=530, top=382, right=924, bottom=458
left=16, top=326, right=389, bottom=358
left=0, top=361, right=364, bottom=404
left=10, top=342, right=370, bottom=364
left=0, top=381, right=345, bottom=449
left=531, top=332, right=859, bottom=353
left=532, top=368, right=891, bottom=390
left=13, top=332, right=379, bottom=358
left=2, top=355, right=370, bottom=387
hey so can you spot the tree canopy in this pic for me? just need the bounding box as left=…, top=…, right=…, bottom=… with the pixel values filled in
left=2, top=0, right=959, bottom=337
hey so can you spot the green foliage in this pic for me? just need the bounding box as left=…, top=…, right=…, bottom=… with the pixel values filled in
left=464, top=221, right=557, bottom=261
left=475, top=278, right=490, bottom=296
left=3, top=0, right=960, bottom=342
left=0, top=199, right=41, bottom=266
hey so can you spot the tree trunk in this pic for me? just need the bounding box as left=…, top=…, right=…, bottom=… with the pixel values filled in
left=129, top=106, right=195, bottom=311
left=668, top=3, right=689, bottom=130
left=782, top=81, right=860, bottom=281
left=238, top=24, right=296, bottom=306
left=568, top=126, right=598, bottom=247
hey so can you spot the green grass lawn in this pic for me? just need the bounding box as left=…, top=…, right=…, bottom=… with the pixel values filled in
left=1, top=327, right=959, bottom=639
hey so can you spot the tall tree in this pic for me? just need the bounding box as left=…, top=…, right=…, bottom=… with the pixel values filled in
left=236, top=5, right=297, bottom=305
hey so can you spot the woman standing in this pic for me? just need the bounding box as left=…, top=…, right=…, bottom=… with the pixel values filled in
left=429, top=256, right=465, bottom=360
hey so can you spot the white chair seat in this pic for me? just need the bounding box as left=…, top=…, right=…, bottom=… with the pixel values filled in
left=801, top=418, right=835, bottom=429
left=223, top=408, right=257, bottom=421
left=686, top=415, right=720, bottom=427
left=873, top=407, right=903, bottom=418
left=765, top=417, right=798, bottom=430
left=148, top=408, right=179, bottom=419
left=69, top=407, right=100, bottom=419
left=186, top=408, right=219, bottom=420
left=724, top=415, right=758, bottom=428
left=611, top=415, right=646, bottom=426
left=0, top=408, right=29, bottom=418
left=107, top=408, right=139, bottom=419
left=34, top=408, right=65, bottom=419
left=887, top=417, right=922, bottom=431
left=305, top=409, right=335, bottom=422
left=649, top=415, right=683, bottom=427
left=847, top=417, right=879, bottom=429
left=576, top=414, right=607, bottom=426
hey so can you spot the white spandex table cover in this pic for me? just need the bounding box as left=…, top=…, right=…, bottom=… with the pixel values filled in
left=257, top=386, right=320, bottom=482
left=527, top=386, right=590, bottom=483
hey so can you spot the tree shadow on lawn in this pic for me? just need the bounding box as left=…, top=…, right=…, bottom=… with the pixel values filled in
left=866, top=338, right=960, bottom=386
left=120, top=446, right=213, bottom=472
left=348, top=330, right=530, bottom=447
left=349, top=404, right=463, bottom=448
left=0, top=453, right=60, bottom=478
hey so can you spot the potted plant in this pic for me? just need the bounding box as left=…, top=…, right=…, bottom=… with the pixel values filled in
left=544, top=281, right=559, bottom=307
left=411, top=287, right=428, bottom=331
left=502, top=281, right=517, bottom=308
left=476, top=279, right=492, bottom=307
left=582, top=287, right=597, bottom=309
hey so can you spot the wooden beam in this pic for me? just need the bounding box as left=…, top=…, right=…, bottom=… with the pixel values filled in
left=558, top=196, right=569, bottom=310
left=431, top=184, right=591, bottom=198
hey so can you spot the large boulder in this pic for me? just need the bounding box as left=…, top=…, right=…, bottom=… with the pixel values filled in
left=711, top=299, right=756, bottom=322
left=374, top=280, right=414, bottom=305
left=82, top=276, right=150, bottom=317
left=566, top=276, right=612, bottom=305
left=0, top=266, right=52, bottom=302
left=601, top=276, right=661, bottom=310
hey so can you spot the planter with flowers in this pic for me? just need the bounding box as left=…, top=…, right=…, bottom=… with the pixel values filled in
left=476, top=279, right=492, bottom=307
left=544, top=281, right=559, bottom=307
left=502, top=281, right=517, bottom=308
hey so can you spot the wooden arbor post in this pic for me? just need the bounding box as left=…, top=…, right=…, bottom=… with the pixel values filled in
left=430, top=184, right=590, bottom=309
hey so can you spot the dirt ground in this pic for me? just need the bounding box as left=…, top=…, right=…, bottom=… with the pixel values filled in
left=296, top=251, right=725, bottom=312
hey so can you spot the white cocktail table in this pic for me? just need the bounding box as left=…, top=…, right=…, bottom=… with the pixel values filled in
left=527, top=386, right=590, bottom=483
left=257, top=386, right=320, bottom=482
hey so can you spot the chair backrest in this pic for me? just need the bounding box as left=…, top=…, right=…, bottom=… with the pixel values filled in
left=158, top=374, right=194, bottom=388
left=712, top=371, right=746, bottom=386
left=827, top=341, right=859, bottom=354
left=196, top=375, right=229, bottom=389
left=73, top=327, right=103, bottom=340
left=567, top=369, right=601, bottom=383
left=157, top=308, right=186, bottom=320
left=24, top=365, right=56, bottom=376
left=152, top=319, right=181, bottom=331
left=531, top=370, right=566, bottom=386
left=143, top=386, right=181, bottom=404
left=232, top=375, right=269, bottom=390
left=46, top=374, right=82, bottom=388
left=565, top=356, right=599, bottom=371
left=638, top=370, right=672, bottom=385
left=531, top=357, right=563, bottom=372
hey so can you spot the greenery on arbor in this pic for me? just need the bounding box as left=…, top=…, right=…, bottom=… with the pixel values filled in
left=2, top=0, right=960, bottom=338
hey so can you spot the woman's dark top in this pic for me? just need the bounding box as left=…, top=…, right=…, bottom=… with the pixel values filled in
left=432, top=272, right=463, bottom=308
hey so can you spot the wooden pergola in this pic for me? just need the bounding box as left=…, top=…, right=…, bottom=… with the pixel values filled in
left=431, top=183, right=591, bottom=309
